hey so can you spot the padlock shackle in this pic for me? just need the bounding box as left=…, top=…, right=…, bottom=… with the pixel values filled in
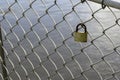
left=75, top=23, right=87, bottom=33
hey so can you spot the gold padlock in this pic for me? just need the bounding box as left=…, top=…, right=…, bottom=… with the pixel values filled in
left=73, top=23, right=88, bottom=42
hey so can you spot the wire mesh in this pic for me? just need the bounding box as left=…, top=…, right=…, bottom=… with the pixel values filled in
left=0, top=0, right=120, bottom=80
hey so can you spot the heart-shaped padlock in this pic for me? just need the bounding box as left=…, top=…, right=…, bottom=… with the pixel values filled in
left=73, top=23, right=88, bottom=42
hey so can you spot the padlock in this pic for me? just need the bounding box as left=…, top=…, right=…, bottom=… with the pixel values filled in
left=73, top=23, right=88, bottom=42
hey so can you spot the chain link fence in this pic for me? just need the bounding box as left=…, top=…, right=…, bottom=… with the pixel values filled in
left=0, top=0, right=120, bottom=80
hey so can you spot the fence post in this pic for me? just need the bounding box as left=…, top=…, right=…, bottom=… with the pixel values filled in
left=0, top=27, right=8, bottom=80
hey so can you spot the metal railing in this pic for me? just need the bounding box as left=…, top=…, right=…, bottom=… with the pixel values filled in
left=0, top=0, right=120, bottom=80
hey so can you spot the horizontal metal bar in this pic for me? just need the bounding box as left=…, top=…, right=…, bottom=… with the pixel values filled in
left=89, top=0, right=120, bottom=9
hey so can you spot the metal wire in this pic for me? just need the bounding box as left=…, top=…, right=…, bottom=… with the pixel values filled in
left=0, top=0, right=120, bottom=80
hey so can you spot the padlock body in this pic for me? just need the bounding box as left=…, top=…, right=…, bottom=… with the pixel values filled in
left=73, top=32, right=87, bottom=42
